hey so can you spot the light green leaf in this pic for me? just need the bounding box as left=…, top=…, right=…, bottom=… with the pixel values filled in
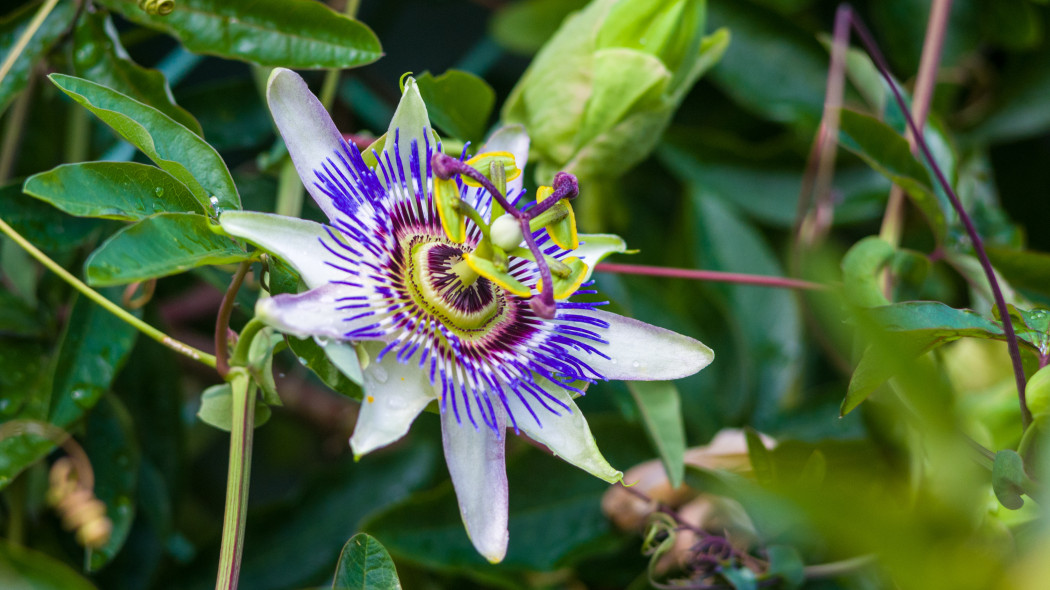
left=94, top=0, right=381, bottom=69
left=627, top=381, right=686, bottom=488
left=841, top=236, right=894, bottom=308
left=332, top=533, right=402, bottom=590
left=489, top=0, right=590, bottom=55
left=415, top=70, right=495, bottom=143
left=49, top=73, right=240, bottom=210
left=85, top=213, right=248, bottom=286
left=196, top=383, right=271, bottom=431
left=24, top=163, right=202, bottom=220
left=0, top=0, right=78, bottom=114
left=843, top=302, right=1006, bottom=415
left=73, top=10, right=202, bottom=134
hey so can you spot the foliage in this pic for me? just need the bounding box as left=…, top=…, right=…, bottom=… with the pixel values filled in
left=3, top=0, right=1050, bottom=589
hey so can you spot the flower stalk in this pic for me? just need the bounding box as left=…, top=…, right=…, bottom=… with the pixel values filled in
left=214, top=369, right=257, bottom=590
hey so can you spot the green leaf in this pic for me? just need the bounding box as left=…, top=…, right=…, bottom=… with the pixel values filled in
left=706, top=1, right=826, bottom=127
left=0, top=0, right=78, bottom=114
left=83, top=395, right=140, bottom=571
left=332, top=533, right=403, bottom=590
left=24, top=163, right=202, bottom=221
left=95, top=0, right=381, bottom=69
left=744, top=427, right=774, bottom=485
left=987, top=246, right=1050, bottom=300
left=691, top=192, right=802, bottom=428
left=0, top=182, right=100, bottom=255
left=991, top=449, right=1027, bottom=510
left=196, top=383, right=271, bottom=431
left=722, top=566, right=758, bottom=590
left=838, top=109, right=947, bottom=242
left=842, top=302, right=1005, bottom=415
left=626, top=381, right=685, bottom=488
left=415, top=70, right=495, bottom=143
left=765, top=545, right=805, bottom=589
left=73, top=10, right=202, bottom=134
left=0, top=290, right=137, bottom=489
left=841, top=236, right=894, bottom=308
left=0, top=290, right=42, bottom=337
left=286, top=337, right=363, bottom=399
left=85, top=213, right=248, bottom=286
left=0, top=540, right=98, bottom=590
left=49, top=74, right=240, bottom=210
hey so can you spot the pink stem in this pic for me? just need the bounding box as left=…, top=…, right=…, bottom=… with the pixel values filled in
left=594, top=263, right=826, bottom=291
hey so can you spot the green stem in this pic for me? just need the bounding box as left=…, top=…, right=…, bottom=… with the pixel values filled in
left=64, top=101, right=91, bottom=164
left=0, top=217, right=217, bottom=368
left=318, top=0, right=362, bottom=109
left=214, top=370, right=256, bottom=590
left=0, top=0, right=60, bottom=89
left=803, top=555, right=876, bottom=580
left=274, top=160, right=305, bottom=218
left=0, top=71, right=36, bottom=183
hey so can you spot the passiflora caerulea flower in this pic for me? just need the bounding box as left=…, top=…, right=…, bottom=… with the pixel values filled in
left=219, top=68, right=714, bottom=563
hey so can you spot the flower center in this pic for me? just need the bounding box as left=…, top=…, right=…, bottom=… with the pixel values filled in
left=405, top=237, right=508, bottom=336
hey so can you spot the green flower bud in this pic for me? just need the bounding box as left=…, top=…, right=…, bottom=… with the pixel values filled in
left=502, top=0, right=729, bottom=183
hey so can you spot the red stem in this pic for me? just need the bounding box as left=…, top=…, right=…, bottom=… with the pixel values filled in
left=595, top=263, right=826, bottom=291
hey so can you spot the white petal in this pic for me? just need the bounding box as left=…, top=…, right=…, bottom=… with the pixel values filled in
left=267, top=68, right=347, bottom=223
left=507, top=380, right=621, bottom=483
left=574, top=233, right=627, bottom=283
left=350, top=342, right=436, bottom=458
left=442, top=405, right=509, bottom=563
left=256, top=284, right=373, bottom=340
left=220, top=211, right=341, bottom=289
left=481, top=124, right=530, bottom=198
left=563, top=309, right=714, bottom=381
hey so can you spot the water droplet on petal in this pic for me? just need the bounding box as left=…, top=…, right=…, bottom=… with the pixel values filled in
left=371, top=365, right=389, bottom=384
left=386, top=395, right=406, bottom=409
left=631, top=361, right=641, bottom=369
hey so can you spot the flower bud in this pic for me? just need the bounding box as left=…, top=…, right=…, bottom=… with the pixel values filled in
left=502, top=0, right=728, bottom=183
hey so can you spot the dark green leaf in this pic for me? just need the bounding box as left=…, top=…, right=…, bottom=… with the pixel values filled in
left=626, top=381, right=685, bottom=488
left=0, top=182, right=100, bottom=255
left=24, top=163, right=202, bottom=221
left=73, top=11, right=202, bottom=134
left=987, top=246, right=1050, bottom=299
left=0, top=540, right=98, bottom=590
left=0, top=290, right=42, bottom=337
left=196, top=383, right=271, bottom=431
left=838, top=109, right=946, bottom=241
left=0, top=0, right=78, bottom=114
left=706, top=1, right=827, bottom=127
left=85, top=213, right=248, bottom=286
left=95, top=0, right=381, bottom=69
left=691, top=192, right=802, bottom=428
left=49, top=74, right=240, bottom=210
left=83, top=395, right=141, bottom=571
left=1, top=290, right=137, bottom=489
left=332, top=533, right=402, bottom=590
left=415, top=70, right=495, bottom=143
